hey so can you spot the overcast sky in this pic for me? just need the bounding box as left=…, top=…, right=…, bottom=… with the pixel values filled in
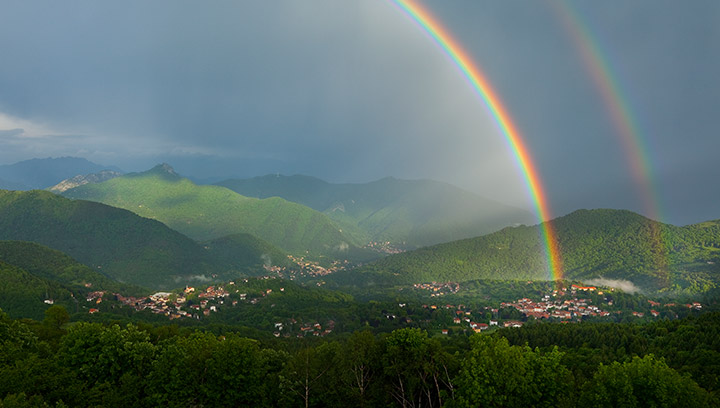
left=0, top=1, right=718, bottom=225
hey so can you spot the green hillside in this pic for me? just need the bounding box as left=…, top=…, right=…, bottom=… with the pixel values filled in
left=0, top=261, right=78, bottom=320
left=217, top=175, right=534, bottom=248
left=0, top=241, right=150, bottom=320
left=0, top=189, right=220, bottom=289
left=63, top=165, right=366, bottom=258
left=346, top=209, right=720, bottom=294
left=0, top=241, right=145, bottom=295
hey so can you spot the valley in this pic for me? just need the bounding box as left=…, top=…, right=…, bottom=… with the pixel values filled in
left=0, top=160, right=719, bottom=407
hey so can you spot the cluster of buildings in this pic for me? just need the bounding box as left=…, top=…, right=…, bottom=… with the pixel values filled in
left=364, top=241, right=404, bottom=255
left=499, top=296, right=611, bottom=320
left=87, top=282, right=280, bottom=320
left=275, top=256, right=347, bottom=280
left=426, top=286, right=706, bottom=335
left=412, top=281, right=461, bottom=297
left=112, top=290, right=193, bottom=319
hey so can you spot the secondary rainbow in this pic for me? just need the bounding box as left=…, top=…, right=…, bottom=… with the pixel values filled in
left=551, top=2, right=663, bottom=223
left=389, top=0, right=563, bottom=280
left=551, top=2, right=670, bottom=277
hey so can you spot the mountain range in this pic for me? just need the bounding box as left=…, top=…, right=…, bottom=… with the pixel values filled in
left=2, top=156, right=719, bottom=299
left=9, top=156, right=535, bottom=250
left=61, top=164, right=371, bottom=259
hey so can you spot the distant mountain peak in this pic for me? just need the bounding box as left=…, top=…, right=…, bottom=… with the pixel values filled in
left=156, top=163, right=177, bottom=174
left=145, top=163, right=181, bottom=179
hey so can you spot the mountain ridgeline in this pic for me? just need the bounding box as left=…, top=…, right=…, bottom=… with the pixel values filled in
left=346, top=209, right=720, bottom=294
left=62, top=165, right=371, bottom=260
left=217, top=174, right=534, bottom=248
left=0, top=189, right=291, bottom=290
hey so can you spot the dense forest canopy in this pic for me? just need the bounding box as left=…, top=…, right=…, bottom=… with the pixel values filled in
left=0, top=308, right=717, bottom=407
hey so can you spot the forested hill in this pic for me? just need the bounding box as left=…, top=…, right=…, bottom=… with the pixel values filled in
left=63, top=164, right=370, bottom=259
left=0, top=189, right=217, bottom=289
left=217, top=175, right=534, bottom=248
left=0, top=261, right=77, bottom=320
left=348, top=209, right=720, bottom=293
left=0, top=190, right=297, bottom=290
left=0, top=241, right=143, bottom=295
left=0, top=241, right=146, bottom=320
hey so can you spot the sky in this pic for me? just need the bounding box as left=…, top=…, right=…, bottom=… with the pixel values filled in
left=0, top=0, right=718, bottom=225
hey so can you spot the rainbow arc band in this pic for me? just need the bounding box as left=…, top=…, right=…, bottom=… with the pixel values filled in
left=551, top=2, right=661, bottom=223
left=550, top=2, right=670, bottom=280
left=390, top=0, right=563, bottom=280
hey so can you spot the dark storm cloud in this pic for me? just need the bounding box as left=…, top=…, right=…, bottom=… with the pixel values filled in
left=0, top=1, right=718, bottom=224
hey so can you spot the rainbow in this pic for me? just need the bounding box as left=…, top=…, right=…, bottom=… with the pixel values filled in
left=551, top=2, right=669, bottom=279
left=389, top=0, right=563, bottom=281
left=550, top=2, right=663, bottom=223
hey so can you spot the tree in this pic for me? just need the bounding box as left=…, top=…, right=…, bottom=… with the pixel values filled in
left=579, top=354, right=712, bottom=408
left=285, top=342, right=340, bottom=408
left=43, top=305, right=69, bottom=330
left=58, top=323, right=155, bottom=406
left=382, top=328, right=436, bottom=408
left=455, top=335, right=573, bottom=407
left=342, top=330, right=380, bottom=405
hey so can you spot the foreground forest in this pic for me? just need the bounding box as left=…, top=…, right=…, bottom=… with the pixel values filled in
left=1, top=307, right=718, bottom=407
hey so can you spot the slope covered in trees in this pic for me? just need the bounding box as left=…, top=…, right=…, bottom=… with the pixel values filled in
left=0, top=241, right=153, bottom=320
left=348, top=209, right=720, bottom=293
left=217, top=175, right=534, bottom=248
left=0, top=261, right=78, bottom=320
left=63, top=164, right=370, bottom=259
left=0, top=189, right=219, bottom=289
left=0, top=241, right=143, bottom=295
left=0, top=190, right=290, bottom=289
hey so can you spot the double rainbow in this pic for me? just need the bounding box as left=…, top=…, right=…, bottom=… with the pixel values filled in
left=390, top=0, right=563, bottom=280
